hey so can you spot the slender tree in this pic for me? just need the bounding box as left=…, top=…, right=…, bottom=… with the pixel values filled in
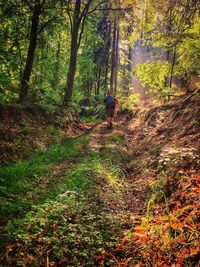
left=19, top=2, right=42, bottom=102
left=110, top=19, right=119, bottom=94
left=110, top=20, right=117, bottom=92
left=114, top=26, right=119, bottom=93
left=63, top=0, right=124, bottom=104
left=63, top=0, right=82, bottom=104
left=19, top=0, right=58, bottom=102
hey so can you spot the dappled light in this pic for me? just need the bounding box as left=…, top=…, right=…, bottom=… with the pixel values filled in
left=0, top=0, right=200, bottom=266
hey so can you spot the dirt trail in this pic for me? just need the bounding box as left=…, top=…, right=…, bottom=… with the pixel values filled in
left=88, top=118, right=148, bottom=231
left=1, top=98, right=200, bottom=266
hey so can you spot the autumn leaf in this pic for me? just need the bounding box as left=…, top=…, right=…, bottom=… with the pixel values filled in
left=133, top=225, right=147, bottom=233
left=6, top=244, right=14, bottom=252
left=23, top=254, right=35, bottom=264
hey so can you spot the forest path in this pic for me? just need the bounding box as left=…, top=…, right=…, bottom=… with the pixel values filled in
left=87, top=117, right=148, bottom=234
left=0, top=116, right=149, bottom=266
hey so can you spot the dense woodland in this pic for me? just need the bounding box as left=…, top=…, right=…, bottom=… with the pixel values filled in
left=0, top=0, right=200, bottom=266
left=0, top=0, right=199, bottom=105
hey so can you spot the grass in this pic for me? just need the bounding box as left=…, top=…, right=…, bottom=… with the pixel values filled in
left=0, top=124, right=127, bottom=218
left=0, top=136, right=89, bottom=217
left=110, top=134, right=124, bottom=143
left=1, top=149, right=123, bottom=266
left=81, top=116, right=104, bottom=123
left=0, top=124, right=130, bottom=267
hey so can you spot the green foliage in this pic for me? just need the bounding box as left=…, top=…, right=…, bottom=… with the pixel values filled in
left=175, top=18, right=200, bottom=78
left=32, top=29, right=71, bottom=105
left=5, top=192, right=110, bottom=266
left=0, top=0, right=69, bottom=105
left=135, top=60, right=171, bottom=96
left=110, top=134, right=124, bottom=143
left=0, top=87, right=19, bottom=104
left=2, top=149, right=124, bottom=266
left=126, top=0, right=199, bottom=97
left=0, top=122, right=4, bottom=132
left=0, top=136, right=88, bottom=216
left=0, top=0, right=199, bottom=104
left=75, top=16, right=106, bottom=100
left=81, top=116, right=104, bottom=123
left=46, top=125, right=58, bottom=135
left=21, top=124, right=32, bottom=135
left=120, top=93, right=141, bottom=110
left=0, top=0, right=29, bottom=92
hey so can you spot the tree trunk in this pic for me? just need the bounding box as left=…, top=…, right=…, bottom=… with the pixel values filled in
left=110, top=20, right=117, bottom=92
left=169, top=44, right=177, bottom=89
left=96, top=68, right=101, bottom=96
left=114, top=27, right=119, bottom=94
left=164, top=2, right=173, bottom=87
left=63, top=0, right=81, bottom=105
left=164, top=49, right=171, bottom=87
left=86, top=74, right=90, bottom=97
left=19, top=4, right=41, bottom=102
left=103, top=21, right=111, bottom=96
left=63, top=28, right=79, bottom=104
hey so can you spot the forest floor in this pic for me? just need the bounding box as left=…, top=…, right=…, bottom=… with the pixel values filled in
left=0, top=117, right=148, bottom=266
left=0, top=94, right=200, bottom=266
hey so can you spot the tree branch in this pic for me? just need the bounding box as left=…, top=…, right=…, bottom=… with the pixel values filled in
left=80, top=0, right=94, bottom=19
left=66, top=0, right=73, bottom=35
left=78, top=13, right=87, bottom=48
left=76, top=0, right=97, bottom=47
left=87, top=7, right=132, bottom=14
left=86, top=0, right=108, bottom=15
left=37, top=17, right=58, bottom=34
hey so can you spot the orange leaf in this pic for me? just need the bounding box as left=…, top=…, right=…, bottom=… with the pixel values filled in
left=190, top=246, right=200, bottom=256
left=134, top=225, right=147, bottom=233
left=23, top=254, right=35, bottom=264
left=135, top=262, right=143, bottom=267
left=6, top=244, right=14, bottom=252
left=192, top=188, right=200, bottom=193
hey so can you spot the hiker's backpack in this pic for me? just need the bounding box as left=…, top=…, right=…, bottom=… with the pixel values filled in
left=105, top=96, right=116, bottom=108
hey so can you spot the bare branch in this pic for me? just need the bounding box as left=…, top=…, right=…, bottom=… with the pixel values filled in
left=39, top=0, right=48, bottom=13
left=87, top=7, right=132, bottom=15
left=76, top=0, right=95, bottom=46
left=37, top=17, right=58, bottom=34
left=86, top=0, right=108, bottom=15
left=78, top=12, right=87, bottom=48
left=80, top=0, right=93, bottom=19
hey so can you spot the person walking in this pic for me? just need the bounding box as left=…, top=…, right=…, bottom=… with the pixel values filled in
left=104, top=91, right=119, bottom=129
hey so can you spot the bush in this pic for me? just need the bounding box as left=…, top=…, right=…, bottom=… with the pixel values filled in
left=135, top=60, right=171, bottom=96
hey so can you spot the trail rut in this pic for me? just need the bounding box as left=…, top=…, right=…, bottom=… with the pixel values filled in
left=88, top=118, right=148, bottom=232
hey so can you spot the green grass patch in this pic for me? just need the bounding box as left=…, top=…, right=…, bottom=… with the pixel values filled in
left=101, top=140, right=130, bottom=168
left=0, top=133, right=128, bottom=266
left=0, top=136, right=89, bottom=216
left=110, top=134, right=124, bottom=143
left=2, top=151, right=118, bottom=267
left=81, top=116, right=104, bottom=123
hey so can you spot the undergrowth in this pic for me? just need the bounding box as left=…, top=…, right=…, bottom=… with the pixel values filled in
left=0, top=143, right=125, bottom=266
left=0, top=136, right=88, bottom=217
left=105, top=154, right=200, bottom=266
left=81, top=116, right=104, bottom=123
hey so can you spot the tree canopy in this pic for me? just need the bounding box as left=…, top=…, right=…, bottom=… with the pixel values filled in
left=0, top=0, right=199, bottom=105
